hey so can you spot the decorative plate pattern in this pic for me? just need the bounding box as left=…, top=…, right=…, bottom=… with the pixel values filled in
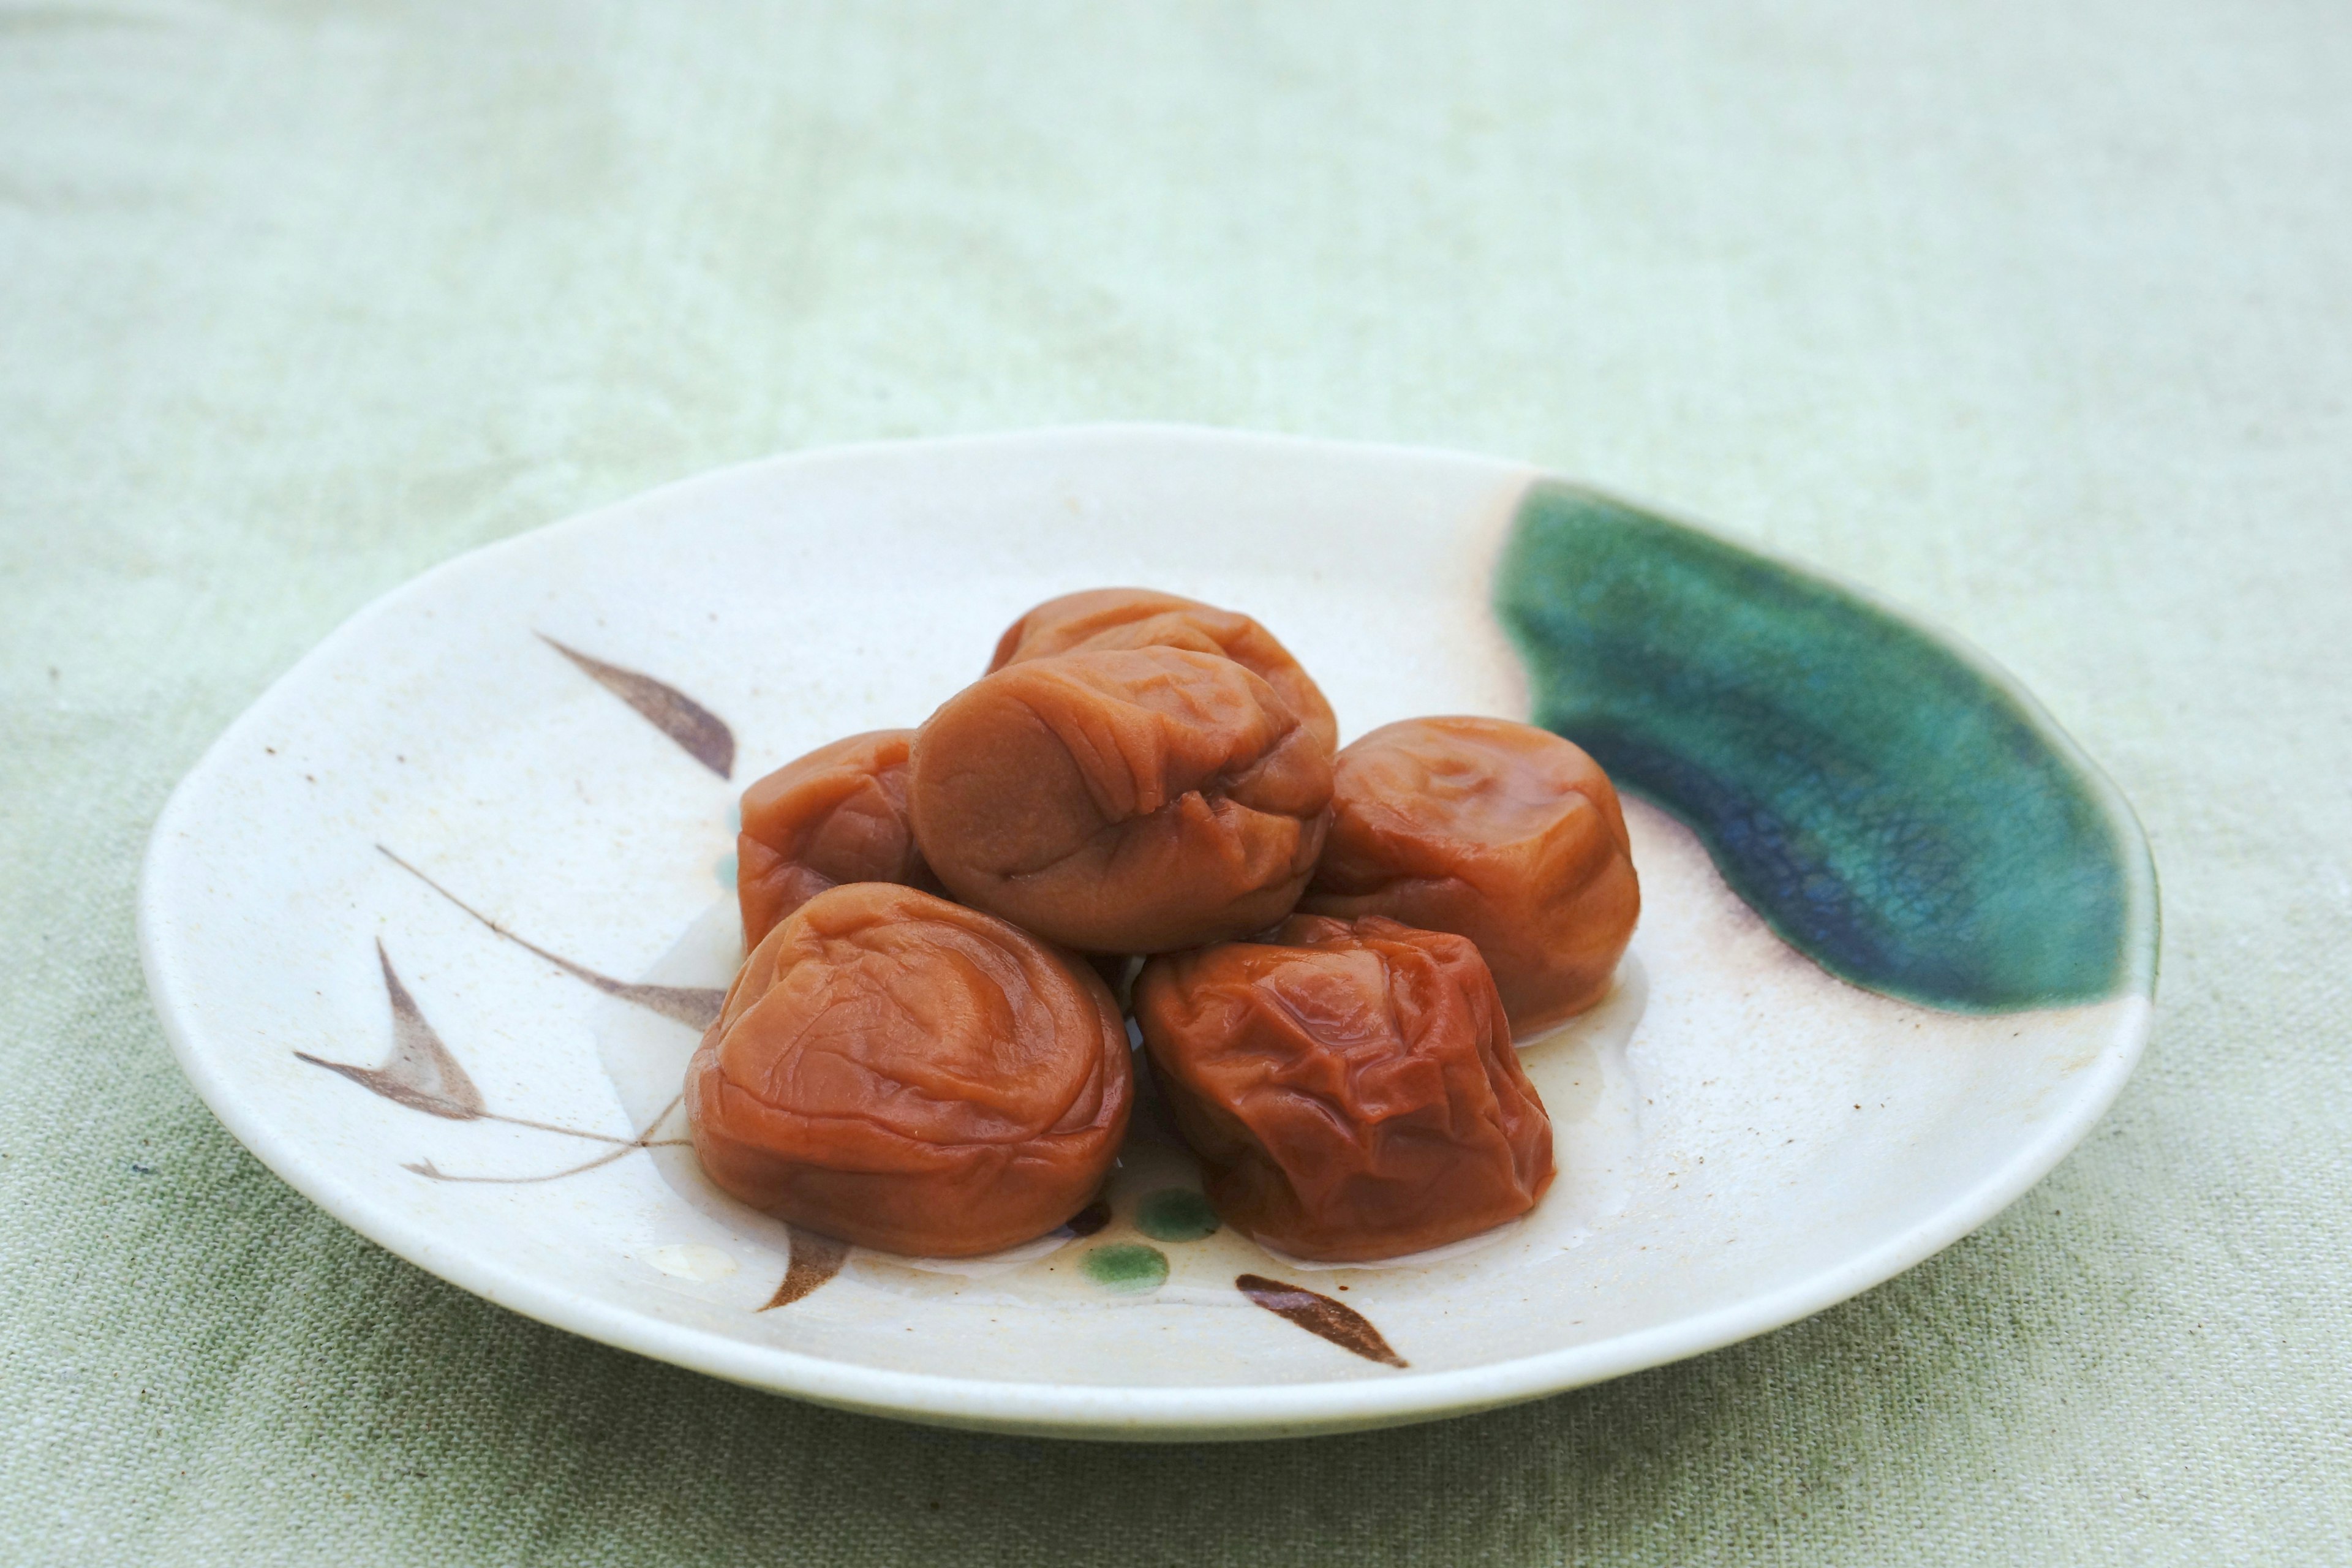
left=140, top=427, right=2155, bottom=1439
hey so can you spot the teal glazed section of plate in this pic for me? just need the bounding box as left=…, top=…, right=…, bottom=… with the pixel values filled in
left=1496, top=480, right=2158, bottom=1013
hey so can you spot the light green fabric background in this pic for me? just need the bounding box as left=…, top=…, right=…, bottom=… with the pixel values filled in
left=5, top=1, right=2346, bottom=1561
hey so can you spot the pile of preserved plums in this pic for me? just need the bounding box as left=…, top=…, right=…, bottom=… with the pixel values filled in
left=686, top=589, right=1641, bottom=1263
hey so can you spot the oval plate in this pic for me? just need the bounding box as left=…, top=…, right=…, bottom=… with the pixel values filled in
left=140, top=427, right=2155, bottom=1440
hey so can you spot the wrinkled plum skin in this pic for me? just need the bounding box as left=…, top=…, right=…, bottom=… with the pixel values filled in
left=989, top=587, right=1340, bottom=752
left=1135, top=914, right=1553, bottom=1262
left=685, top=883, right=1131, bottom=1257
left=1300, top=716, right=1639, bottom=1034
left=909, top=647, right=1335, bottom=954
left=736, top=729, right=940, bottom=949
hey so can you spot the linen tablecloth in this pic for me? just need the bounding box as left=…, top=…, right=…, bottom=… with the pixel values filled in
left=5, top=2, right=2345, bottom=1561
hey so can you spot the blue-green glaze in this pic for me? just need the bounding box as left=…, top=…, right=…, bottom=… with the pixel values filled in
left=1495, top=481, right=2155, bottom=1013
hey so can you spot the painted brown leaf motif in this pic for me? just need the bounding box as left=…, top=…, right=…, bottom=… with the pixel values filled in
left=391, top=1093, right=688, bottom=1184
left=379, top=846, right=726, bottom=1031
left=1235, top=1273, right=1408, bottom=1369
left=297, top=941, right=486, bottom=1120
left=761, top=1227, right=850, bottom=1310
left=540, top=633, right=736, bottom=779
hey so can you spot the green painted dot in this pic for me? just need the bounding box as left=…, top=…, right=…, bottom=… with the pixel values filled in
left=715, top=853, right=737, bottom=888
left=1081, top=1243, right=1169, bottom=1293
left=1135, top=1188, right=1220, bottom=1243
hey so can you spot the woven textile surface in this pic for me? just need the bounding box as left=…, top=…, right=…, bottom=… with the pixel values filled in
left=4, top=2, right=2346, bottom=1562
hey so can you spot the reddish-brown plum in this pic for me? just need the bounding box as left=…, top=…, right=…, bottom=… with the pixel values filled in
left=686, top=883, right=1131, bottom=1257
left=735, top=729, right=939, bottom=949
left=909, top=646, right=1333, bottom=953
left=989, top=587, right=1340, bottom=752
left=1135, top=913, right=1553, bottom=1262
left=1300, top=716, right=1639, bottom=1033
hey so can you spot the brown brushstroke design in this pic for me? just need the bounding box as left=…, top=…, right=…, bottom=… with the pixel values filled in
left=405, top=1142, right=692, bottom=1185
left=301, top=954, right=687, bottom=1163
left=1059, top=1199, right=1113, bottom=1238
left=1235, top=1273, right=1408, bottom=1368
left=761, top=1227, right=850, bottom=1310
left=296, top=940, right=486, bottom=1120
left=402, top=1096, right=690, bottom=1185
left=378, top=845, right=726, bottom=1031
left=538, top=633, right=736, bottom=778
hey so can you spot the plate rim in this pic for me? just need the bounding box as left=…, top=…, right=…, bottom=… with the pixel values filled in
left=138, top=423, right=2158, bottom=1439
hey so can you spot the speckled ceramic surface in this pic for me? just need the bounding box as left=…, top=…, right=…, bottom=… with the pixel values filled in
left=138, top=426, right=2157, bottom=1440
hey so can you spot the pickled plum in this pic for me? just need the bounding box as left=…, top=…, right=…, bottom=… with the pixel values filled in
left=1134, top=913, right=1553, bottom=1262
left=685, top=883, right=1131, bottom=1257
left=736, top=729, right=938, bottom=948
left=1301, top=716, right=1638, bottom=1032
left=909, top=646, right=1333, bottom=953
left=989, top=587, right=1340, bottom=751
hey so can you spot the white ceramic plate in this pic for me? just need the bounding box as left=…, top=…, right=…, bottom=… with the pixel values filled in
left=140, top=426, right=2156, bottom=1439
